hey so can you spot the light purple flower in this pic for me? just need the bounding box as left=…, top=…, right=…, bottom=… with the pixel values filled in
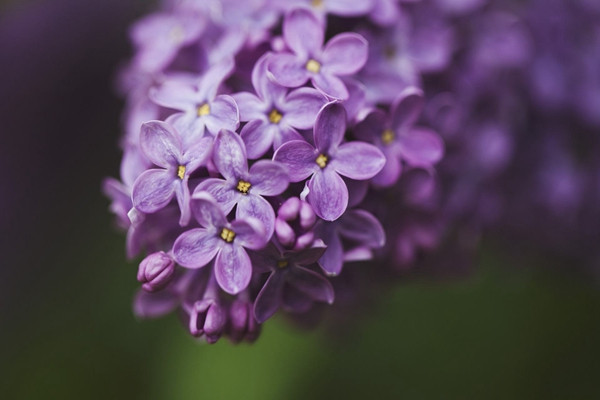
left=355, top=87, right=444, bottom=187
left=267, top=8, right=368, bottom=100
left=233, top=54, right=326, bottom=158
left=132, top=121, right=212, bottom=225
left=149, top=59, right=239, bottom=145
left=172, top=192, right=267, bottom=294
left=274, top=103, right=385, bottom=221
left=195, top=130, right=289, bottom=239
left=251, top=242, right=334, bottom=323
left=280, top=0, right=375, bottom=17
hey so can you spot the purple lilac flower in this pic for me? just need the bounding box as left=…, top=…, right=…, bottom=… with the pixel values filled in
left=274, top=103, right=385, bottom=221
left=195, top=129, right=289, bottom=238
left=137, top=251, right=176, bottom=292
left=131, top=120, right=212, bottom=225
left=267, top=8, right=368, bottom=100
left=173, top=192, right=267, bottom=294
left=233, top=54, right=326, bottom=159
left=280, top=0, right=375, bottom=18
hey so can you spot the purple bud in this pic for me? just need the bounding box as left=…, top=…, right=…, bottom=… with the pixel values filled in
left=137, top=251, right=175, bottom=292
left=275, top=197, right=317, bottom=250
left=189, top=299, right=226, bottom=342
left=227, top=299, right=261, bottom=343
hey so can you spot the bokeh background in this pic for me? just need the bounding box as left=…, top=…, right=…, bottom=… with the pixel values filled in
left=1, top=0, right=599, bottom=398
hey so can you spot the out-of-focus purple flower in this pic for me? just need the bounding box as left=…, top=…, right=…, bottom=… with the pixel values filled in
left=233, top=54, right=326, bottom=158
left=137, top=251, right=176, bottom=292
left=267, top=8, right=368, bottom=100
left=274, top=103, right=385, bottom=220
left=195, top=129, right=289, bottom=238
left=173, top=192, right=267, bottom=294
left=280, top=0, right=375, bottom=18
left=275, top=197, right=317, bottom=250
left=227, top=299, right=261, bottom=343
left=131, top=120, right=212, bottom=225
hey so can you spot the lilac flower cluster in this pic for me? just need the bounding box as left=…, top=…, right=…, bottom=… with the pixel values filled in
left=105, top=0, right=444, bottom=343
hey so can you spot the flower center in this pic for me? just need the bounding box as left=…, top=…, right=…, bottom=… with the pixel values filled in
left=177, top=165, right=186, bottom=179
left=268, top=109, right=283, bottom=124
left=220, top=228, right=236, bottom=243
left=381, top=129, right=395, bottom=145
left=236, top=180, right=251, bottom=194
left=197, top=103, right=210, bottom=116
left=277, top=259, right=288, bottom=269
left=311, top=0, right=324, bottom=8
left=305, top=59, right=321, bottom=74
left=315, top=154, right=328, bottom=169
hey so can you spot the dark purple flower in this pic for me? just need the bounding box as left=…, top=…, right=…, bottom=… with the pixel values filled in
left=252, top=242, right=334, bottom=323
left=355, top=87, right=444, bottom=187
left=131, top=120, right=212, bottom=225
left=195, top=129, right=289, bottom=238
left=137, top=251, right=176, bottom=292
left=172, top=192, right=267, bottom=294
left=227, top=299, right=261, bottom=343
left=267, top=8, right=368, bottom=100
left=233, top=54, right=326, bottom=158
left=274, top=103, right=385, bottom=221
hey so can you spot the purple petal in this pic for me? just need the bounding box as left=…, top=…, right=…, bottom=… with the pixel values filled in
left=327, top=0, right=374, bottom=15
left=283, top=8, right=323, bottom=58
left=253, top=271, right=285, bottom=323
left=307, top=169, right=348, bottom=221
left=338, top=209, right=385, bottom=248
left=195, top=178, right=239, bottom=215
left=313, top=102, right=347, bottom=153
left=280, top=87, right=327, bottom=129
left=172, top=228, right=220, bottom=269
left=213, top=129, right=248, bottom=180
left=322, top=33, right=368, bottom=75
left=398, top=127, right=444, bottom=167
left=252, top=54, right=287, bottom=102
left=182, top=136, right=213, bottom=173
left=215, top=244, right=252, bottom=294
left=174, top=179, right=191, bottom=226
left=331, top=142, right=386, bottom=180
left=282, top=284, right=312, bottom=313
left=288, top=241, right=327, bottom=265
left=288, top=266, right=334, bottom=304
left=372, top=150, right=402, bottom=187
left=140, top=121, right=182, bottom=168
left=232, top=92, right=268, bottom=122
left=317, top=224, right=344, bottom=275
left=249, top=160, right=289, bottom=196
left=267, top=53, right=309, bottom=88
left=353, top=109, right=387, bottom=142
left=133, top=289, right=179, bottom=319
left=273, top=125, right=304, bottom=150
left=273, top=140, right=318, bottom=182
left=149, top=81, right=197, bottom=112
left=390, top=87, right=425, bottom=131
left=132, top=169, right=176, bottom=213
left=312, top=73, right=349, bottom=100
left=234, top=203, right=272, bottom=246
left=198, top=58, right=235, bottom=101
left=370, top=0, right=400, bottom=26
left=240, top=120, right=274, bottom=159
left=204, top=95, right=240, bottom=135
left=189, top=191, right=228, bottom=228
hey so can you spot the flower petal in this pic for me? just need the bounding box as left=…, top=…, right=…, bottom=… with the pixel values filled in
left=287, top=241, right=327, bottom=265
left=313, top=102, right=347, bottom=154
left=231, top=213, right=269, bottom=249
left=372, top=150, right=402, bottom=187
left=312, top=73, right=349, bottom=100
left=267, top=53, right=310, bottom=88
left=149, top=80, right=198, bottom=112
left=390, top=87, right=425, bottom=131
left=353, top=109, right=387, bottom=143
left=182, top=136, right=213, bottom=173
left=283, top=8, right=323, bottom=58
left=288, top=266, right=334, bottom=304
left=273, top=140, right=318, bottom=182
left=252, top=54, right=287, bottom=102
left=237, top=195, right=276, bottom=240
left=174, top=179, right=191, bottom=226
left=132, top=169, right=176, bottom=213
left=189, top=191, right=228, bottom=228
left=213, top=129, right=248, bottom=180
left=240, top=120, right=274, bottom=159
left=215, top=244, right=252, bottom=294
left=280, top=87, right=327, bottom=129
left=307, top=169, right=348, bottom=221
left=331, top=141, right=386, bottom=180
left=232, top=92, right=268, bottom=122
left=253, top=271, right=285, bottom=323
left=204, top=95, right=240, bottom=135
left=338, top=209, right=385, bottom=248
left=172, top=228, right=220, bottom=269
left=140, top=120, right=182, bottom=168
left=317, top=224, right=344, bottom=275
left=195, top=178, right=239, bottom=215
left=273, top=125, right=304, bottom=150
left=249, top=160, right=289, bottom=196
left=322, top=33, right=368, bottom=75
left=398, top=127, right=444, bottom=167
left=327, top=0, right=374, bottom=16
left=133, top=288, right=179, bottom=319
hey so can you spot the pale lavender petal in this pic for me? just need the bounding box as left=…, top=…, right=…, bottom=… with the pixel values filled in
left=213, top=129, right=248, bottom=180
left=342, top=78, right=367, bottom=123
left=249, top=160, right=289, bottom=196
left=204, top=95, right=240, bottom=135
left=331, top=142, right=386, bottom=180
left=288, top=266, right=334, bottom=304
left=189, top=191, right=228, bottom=228
left=253, top=271, right=285, bottom=323
left=399, top=127, right=444, bottom=167
left=237, top=195, right=275, bottom=240
left=339, top=209, right=385, bottom=248
left=273, top=140, right=318, bottom=182
left=313, top=102, right=346, bottom=153
left=140, top=121, right=182, bottom=168
left=283, top=8, right=323, bottom=58
left=232, top=92, right=267, bottom=122
left=195, top=178, right=239, bottom=215
left=172, top=228, right=220, bottom=269
left=132, top=169, right=176, bottom=213
left=307, top=169, right=348, bottom=221
left=322, top=33, right=368, bottom=75
left=273, top=125, right=304, bottom=150
left=149, top=81, right=198, bottom=112
left=182, top=136, right=213, bottom=173
left=252, top=53, right=287, bottom=102
left=280, top=87, right=327, bottom=129
left=174, top=179, right=191, bottom=226
left=390, top=87, right=425, bottom=131
left=327, top=0, right=374, bottom=15
left=231, top=217, right=268, bottom=250
left=215, top=244, right=252, bottom=294
left=199, top=58, right=235, bottom=100
left=370, top=0, right=400, bottom=26
left=372, top=151, right=402, bottom=187
left=268, top=53, right=310, bottom=88
left=312, top=73, right=349, bottom=100
left=240, top=120, right=274, bottom=159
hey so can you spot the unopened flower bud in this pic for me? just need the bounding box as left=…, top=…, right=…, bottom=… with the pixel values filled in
left=137, top=251, right=175, bottom=292
left=189, top=299, right=226, bottom=342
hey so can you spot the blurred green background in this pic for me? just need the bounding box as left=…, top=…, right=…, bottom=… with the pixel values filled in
left=1, top=0, right=599, bottom=399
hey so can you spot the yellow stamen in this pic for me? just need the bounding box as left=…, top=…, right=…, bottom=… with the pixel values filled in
left=306, top=59, right=321, bottom=73
left=316, top=154, right=328, bottom=169
left=236, top=180, right=251, bottom=194
left=381, top=129, right=395, bottom=145
left=311, top=0, right=324, bottom=8
left=197, top=103, right=210, bottom=116
left=277, top=260, right=288, bottom=269
left=268, top=109, right=283, bottom=124
left=177, top=165, right=186, bottom=179
left=220, top=228, right=236, bottom=243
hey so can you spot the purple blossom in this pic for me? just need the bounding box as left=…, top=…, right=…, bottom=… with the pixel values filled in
left=280, top=0, right=375, bottom=17
left=195, top=129, right=289, bottom=238
left=233, top=54, right=326, bottom=158
left=274, top=103, right=385, bottom=221
left=267, top=8, right=368, bottom=100
left=131, top=120, right=212, bottom=225
left=172, top=192, right=267, bottom=294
